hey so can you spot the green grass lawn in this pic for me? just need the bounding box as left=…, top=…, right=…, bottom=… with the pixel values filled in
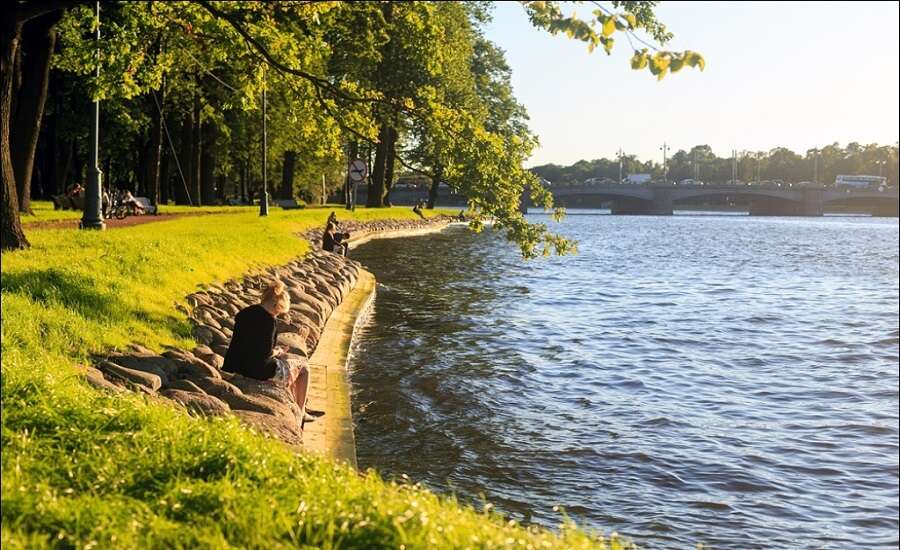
left=21, top=200, right=260, bottom=224
left=1, top=208, right=622, bottom=549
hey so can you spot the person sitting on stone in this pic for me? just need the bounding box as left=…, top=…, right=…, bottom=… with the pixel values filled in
left=326, top=211, right=338, bottom=228
left=412, top=201, right=426, bottom=219
left=333, top=230, right=350, bottom=256
left=322, top=221, right=349, bottom=256
left=222, top=280, right=317, bottom=422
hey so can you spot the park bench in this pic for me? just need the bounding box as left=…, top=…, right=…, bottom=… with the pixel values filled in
left=133, top=196, right=157, bottom=215
left=51, top=194, right=85, bottom=210
left=274, top=199, right=304, bottom=210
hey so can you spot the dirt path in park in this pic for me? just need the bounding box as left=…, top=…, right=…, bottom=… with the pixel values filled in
left=26, top=211, right=233, bottom=231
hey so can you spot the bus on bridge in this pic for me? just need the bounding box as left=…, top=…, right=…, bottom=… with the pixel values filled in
left=834, top=175, right=887, bottom=190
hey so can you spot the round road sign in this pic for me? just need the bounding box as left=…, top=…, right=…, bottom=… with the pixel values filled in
left=348, top=159, right=368, bottom=183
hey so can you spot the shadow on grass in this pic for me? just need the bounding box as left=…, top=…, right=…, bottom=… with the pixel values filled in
left=2, top=267, right=125, bottom=322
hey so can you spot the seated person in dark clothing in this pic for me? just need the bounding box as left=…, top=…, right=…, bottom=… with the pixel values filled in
left=322, top=221, right=349, bottom=256
left=326, top=211, right=338, bottom=228
left=222, top=280, right=314, bottom=420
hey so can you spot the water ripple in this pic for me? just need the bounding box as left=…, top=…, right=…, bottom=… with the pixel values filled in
left=350, top=215, right=899, bottom=549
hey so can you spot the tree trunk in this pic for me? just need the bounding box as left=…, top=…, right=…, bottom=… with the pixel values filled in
left=427, top=164, right=442, bottom=209
left=280, top=150, right=296, bottom=200
left=239, top=161, right=247, bottom=203
left=159, top=148, right=169, bottom=205
left=71, top=140, right=83, bottom=187
left=216, top=173, right=226, bottom=202
left=382, top=125, right=398, bottom=206
left=41, top=95, right=58, bottom=196
left=174, top=112, right=192, bottom=205
left=191, top=94, right=201, bottom=205
left=10, top=11, right=60, bottom=214
left=345, top=141, right=357, bottom=209
left=135, top=132, right=147, bottom=194
left=200, top=121, right=217, bottom=205
left=368, top=124, right=388, bottom=207
left=1, top=18, right=29, bottom=249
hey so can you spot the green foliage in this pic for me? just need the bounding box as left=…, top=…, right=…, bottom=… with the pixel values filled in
left=4, top=209, right=629, bottom=548
left=42, top=0, right=702, bottom=257
left=522, top=1, right=703, bottom=79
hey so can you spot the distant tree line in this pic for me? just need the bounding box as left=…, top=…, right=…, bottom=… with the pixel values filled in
left=531, top=143, right=900, bottom=187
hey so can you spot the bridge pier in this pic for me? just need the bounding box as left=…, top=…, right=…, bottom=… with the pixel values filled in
left=610, top=187, right=673, bottom=215
left=870, top=200, right=899, bottom=217
left=749, top=189, right=823, bottom=216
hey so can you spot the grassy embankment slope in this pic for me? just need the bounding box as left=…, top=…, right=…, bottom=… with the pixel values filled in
left=1, top=206, right=624, bottom=549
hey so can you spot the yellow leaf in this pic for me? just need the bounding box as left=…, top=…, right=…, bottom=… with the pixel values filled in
left=602, top=17, right=616, bottom=37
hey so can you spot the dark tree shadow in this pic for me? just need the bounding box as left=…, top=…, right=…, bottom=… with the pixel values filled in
left=2, top=267, right=125, bottom=322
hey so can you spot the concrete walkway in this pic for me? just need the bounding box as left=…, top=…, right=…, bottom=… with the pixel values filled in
left=302, top=270, right=375, bottom=467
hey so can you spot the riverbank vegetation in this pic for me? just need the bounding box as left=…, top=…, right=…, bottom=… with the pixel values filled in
left=2, top=208, right=633, bottom=548
left=3, top=1, right=701, bottom=256
left=532, top=142, right=900, bottom=186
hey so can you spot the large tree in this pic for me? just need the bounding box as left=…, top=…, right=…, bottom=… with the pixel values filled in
left=2, top=1, right=704, bottom=255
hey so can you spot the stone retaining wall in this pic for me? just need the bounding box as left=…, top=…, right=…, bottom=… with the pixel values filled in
left=84, top=216, right=451, bottom=450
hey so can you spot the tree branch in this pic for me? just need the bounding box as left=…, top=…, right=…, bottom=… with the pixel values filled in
left=197, top=1, right=377, bottom=105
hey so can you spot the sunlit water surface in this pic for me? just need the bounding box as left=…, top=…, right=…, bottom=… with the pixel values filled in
left=348, top=213, right=899, bottom=548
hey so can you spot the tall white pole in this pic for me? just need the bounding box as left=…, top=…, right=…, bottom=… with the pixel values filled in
left=756, top=153, right=761, bottom=185
left=660, top=142, right=669, bottom=184
left=732, top=149, right=737, bottom=185
left=617, top=148, right=623, bottom=184
left=260, top=67, right=269, bottom=216
left=813, top=150, right=818, bottom=185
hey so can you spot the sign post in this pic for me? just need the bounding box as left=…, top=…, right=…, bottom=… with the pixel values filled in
left=347, top=158, right=368, bottom=212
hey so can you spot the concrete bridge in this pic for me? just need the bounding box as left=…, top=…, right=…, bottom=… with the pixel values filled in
left=543, top=183, right=900, bottom=216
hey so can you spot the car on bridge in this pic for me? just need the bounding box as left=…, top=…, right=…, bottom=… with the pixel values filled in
left=584, top=177, right=616, bottom=186
left=679, top=179, right=705, bottom=186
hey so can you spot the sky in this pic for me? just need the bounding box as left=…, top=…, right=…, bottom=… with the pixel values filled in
left=483, top=1, right=900, bottom=167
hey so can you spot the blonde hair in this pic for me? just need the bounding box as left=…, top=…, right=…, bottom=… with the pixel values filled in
left=262, top=279, right=290, bottom=315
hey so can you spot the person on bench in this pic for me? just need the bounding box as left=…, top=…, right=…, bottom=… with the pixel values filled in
left=121, top=189, right=146, bottom=215
left=222, top=280, right=318, bottom=423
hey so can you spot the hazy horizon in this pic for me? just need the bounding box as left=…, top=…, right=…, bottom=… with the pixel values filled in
left=484, top=1, right=900, bottom=167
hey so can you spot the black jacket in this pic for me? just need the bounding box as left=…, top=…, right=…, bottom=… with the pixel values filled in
left=222, top=304, right=276, bottom=379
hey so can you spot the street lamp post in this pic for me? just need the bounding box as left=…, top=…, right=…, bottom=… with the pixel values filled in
left=875, top=160, right=886, bottom=178
left=731, top=149, right=737, bottom=185
left=259, top=67, right=269, bottom=216
left=812, top=149, right=819, bottom=185
left=616, top=148, right=624, bottom=184
left=756, top=152, right=761, bottom=185
left=692, top=150, right=700, bottom=182
left=81, top=1, right=105, bottom=230
left=660, top=142, right=669, bottom=184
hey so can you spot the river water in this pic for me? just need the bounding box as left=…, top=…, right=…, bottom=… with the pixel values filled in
left=348, top=212, right=899, bottom=549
